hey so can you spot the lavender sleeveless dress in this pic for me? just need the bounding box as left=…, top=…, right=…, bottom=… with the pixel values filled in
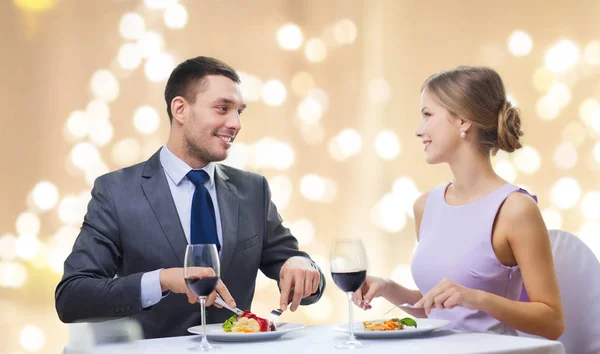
left=411, top=183, right=536, bottom=335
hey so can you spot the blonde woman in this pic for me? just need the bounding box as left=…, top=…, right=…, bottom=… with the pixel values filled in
left=354, top=67, right=564, bottom=339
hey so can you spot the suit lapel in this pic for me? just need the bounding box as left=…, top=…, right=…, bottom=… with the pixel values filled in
left=141, top=149, right=188, bottom=265
left=214, top=165, right=239, bottom=276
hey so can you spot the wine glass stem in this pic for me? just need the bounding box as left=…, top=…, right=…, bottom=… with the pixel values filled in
left=347, top=292, right=356, bottom=341
left=200, top=296, right=209, bottom=345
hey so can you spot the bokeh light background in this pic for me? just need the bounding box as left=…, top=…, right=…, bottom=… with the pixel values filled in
left=1, top=0, right=600, bottom=352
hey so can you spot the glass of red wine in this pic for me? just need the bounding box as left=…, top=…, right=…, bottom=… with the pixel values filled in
left=184, top=244, right=220, bottom=351
left=330, top=239, right=368, bottom=349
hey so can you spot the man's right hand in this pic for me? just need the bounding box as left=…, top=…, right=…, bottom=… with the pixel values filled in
left=159, top=268, right=236, bottom=308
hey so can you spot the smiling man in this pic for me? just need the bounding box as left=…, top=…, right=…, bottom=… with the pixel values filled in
left=55, top=56, right=325, bottom=339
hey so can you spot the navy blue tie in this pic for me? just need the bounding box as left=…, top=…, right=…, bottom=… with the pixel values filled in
left=187, top=170, right=220, bottom=251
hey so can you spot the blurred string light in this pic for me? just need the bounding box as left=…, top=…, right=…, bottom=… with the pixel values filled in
left=288, top=219, right=315, bottom=246
left=252, top=137, right=294, bottom=170
left=532, top=67, right=556, bottom=93
left=16, top=212, right=40, bottom=237
left=111, top=138, right=142, bottom=167
left=562, top=121, right=587, bottom=147
left=545, top=39, right=580, bottom=73
left=291, top=71, right=315, bottom=97
left=328, top=128, right=362, bottom=161
left=581, top=191, right=600, bottom=221
left=594, top=141, right=600, bottom=164
left=238, top=72, right=263, bottom=102
left=261, top=80, right=287, bottom=106
left=145, top=52, right=175, bottom=82
left=269, top=175, right=293, bottom=210
left=277, top=23, right=303, bottom=50
left=119, top=13, right=145, bottom=40
left=553, top=143, right=578, bottom=170
left=550, top=177, right=581, bottom=210
left=392, top=177, right=421, bottom=217
left=508, top=30, right=533, bottom=57
left=137, top=31, right=164, bottom=59
left=578, top=222, right=600, bottom=259
left=370, top=177, right=421, bottom=232
left=65, top=110, right=89, bottom=139
left=541, top=208, right=563, bottom=229
left=20, top=324, right=46, bottom=352
left=0, top=234, right=18, bottom=261
left=579, top=98, right=600, bottom=128
left=296, top=121, right=326, bottom=146
left=222, top=142, right=250, bottom=170
left=58, top=194, right=90, bottom=225
left=368, top=78, right=391, bottom=104
left=30, top=181, right=59, bottom=212
left=512, top=145, right=541, bottom=175
left=297, top=95, right=324, bottom=125
left=70, top=142, right=100, bottom=170
left=375, top=129, right=401, bottom=160
left=90, top=70, right=119, bottom=102
left=333, top=19, right=357, bottom=45
left=163, top=3, right=188, bottom=30
left=134, top=106, right=160, bottom=134
left=493, top=160, right=517, bottom=182
left=584, top=40, right=600, bottom=66
left=118, top=43, right=142, bottom=70
left=300, top=174, right=337, bottom=203
left=304, top=38, right=327, bottom=63
left=0, top=261, right=27, bottom=288
left=537, top=82, right=571, bottom=121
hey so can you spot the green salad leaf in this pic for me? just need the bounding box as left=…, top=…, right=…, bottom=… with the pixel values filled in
left=222, top=314, right=239, bottom=332
left=399, top=317, right=417, bottom=328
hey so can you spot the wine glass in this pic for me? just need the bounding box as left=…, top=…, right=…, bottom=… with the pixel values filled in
left=184, top=244, right=220, bottom=351
left=330, top=239, right=368, bottom=349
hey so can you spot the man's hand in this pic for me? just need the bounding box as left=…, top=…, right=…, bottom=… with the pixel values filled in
left=159, top=267, right=236, bottom=308
left=279, top=257, right=320, bottom=312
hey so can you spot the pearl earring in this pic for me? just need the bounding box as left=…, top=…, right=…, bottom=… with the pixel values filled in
left=460, top=130, right=467, bottom=139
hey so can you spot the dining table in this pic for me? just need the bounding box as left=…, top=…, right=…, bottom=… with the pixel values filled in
left=67, top=322, right=565, bottom=354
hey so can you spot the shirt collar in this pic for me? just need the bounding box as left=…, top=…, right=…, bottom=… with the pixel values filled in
left=159, top=145, right=215, bottom=187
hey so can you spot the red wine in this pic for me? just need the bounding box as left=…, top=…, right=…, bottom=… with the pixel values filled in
left=331, top=270, right=366, bottom=293
left=185, top=276, right=219, bottom=297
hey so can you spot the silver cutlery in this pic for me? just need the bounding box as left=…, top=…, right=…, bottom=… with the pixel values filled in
left=214, top=294, right=244, bottom=316
left=384, top=303, right=421, bottom=315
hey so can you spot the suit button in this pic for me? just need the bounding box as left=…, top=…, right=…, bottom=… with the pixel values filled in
left=126, top=304, right=131, bottom=311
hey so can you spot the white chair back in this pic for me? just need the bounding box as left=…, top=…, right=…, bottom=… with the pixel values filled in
left=519, top=229, right=600, bottom=354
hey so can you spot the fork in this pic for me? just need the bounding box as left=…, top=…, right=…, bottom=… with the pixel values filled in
left=266, top=309, right=284, bottom=323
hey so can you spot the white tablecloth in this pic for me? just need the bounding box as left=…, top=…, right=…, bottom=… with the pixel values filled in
left=75, top=324, right=565, bottom=354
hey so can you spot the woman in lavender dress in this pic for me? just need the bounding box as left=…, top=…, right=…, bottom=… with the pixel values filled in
left=354, top=66, right=564, bottom=339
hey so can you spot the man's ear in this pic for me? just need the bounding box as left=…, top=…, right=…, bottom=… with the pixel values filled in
left=171, top=96, right=187, bottom=125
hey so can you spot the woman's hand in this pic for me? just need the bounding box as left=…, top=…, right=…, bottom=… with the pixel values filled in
left=414, top=279, right=482, bottom=315
left=352, top=275, right=390, bottom=310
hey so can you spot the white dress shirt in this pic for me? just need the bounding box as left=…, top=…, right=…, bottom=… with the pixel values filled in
left=140, top=145, right=224, bottom=308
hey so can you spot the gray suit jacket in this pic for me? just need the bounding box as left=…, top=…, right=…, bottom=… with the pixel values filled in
left=55, top=149, right=325, bottom=339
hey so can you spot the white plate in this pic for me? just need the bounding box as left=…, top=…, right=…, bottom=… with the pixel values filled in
left=188, top=322, right=305, bottom=342
left=332, top=318, right=451, bottom=339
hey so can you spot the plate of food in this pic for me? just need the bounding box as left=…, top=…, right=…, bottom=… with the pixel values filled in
left=332, top=317, right=451, bottom=339
left=188, top=310, right=304, bottom=342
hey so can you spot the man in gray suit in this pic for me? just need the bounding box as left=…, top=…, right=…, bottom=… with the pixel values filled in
left=55, top=56, right=325, bottom=339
